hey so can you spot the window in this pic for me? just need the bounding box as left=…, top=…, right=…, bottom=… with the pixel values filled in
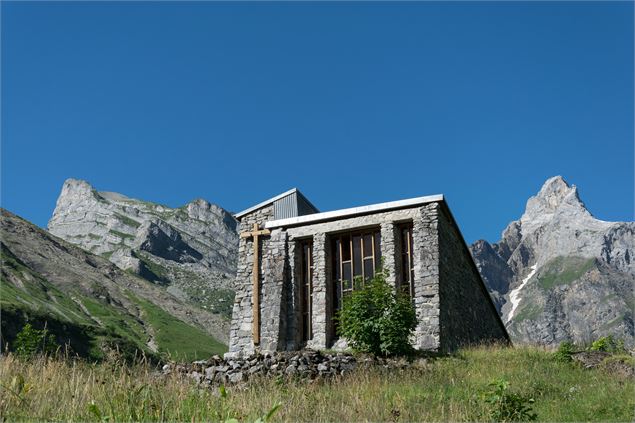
left=332, top=229, right=381, bottom=310
left=400, top=223, right=415, bottom=298
left=300, top=240, right=313, bottom=341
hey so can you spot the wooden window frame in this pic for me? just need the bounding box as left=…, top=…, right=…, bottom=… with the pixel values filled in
left=331, top=228, right=382, bottom=310
left=300, top=239, right=313, bottom=342
left=399, top=223, right=415, bottom=299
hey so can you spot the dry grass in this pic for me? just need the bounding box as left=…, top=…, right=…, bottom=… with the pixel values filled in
left=1, top=345, right=633, bottom=422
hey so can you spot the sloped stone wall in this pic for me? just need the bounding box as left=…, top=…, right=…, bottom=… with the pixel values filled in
left=437, top=205, right=510, bottom=351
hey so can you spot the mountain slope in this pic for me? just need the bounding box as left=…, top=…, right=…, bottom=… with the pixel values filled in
left=470, top=176, right=634, bottom=347
left=48, top=179, right=239, bottom=318
left=1, top=209, right=227, bottom=360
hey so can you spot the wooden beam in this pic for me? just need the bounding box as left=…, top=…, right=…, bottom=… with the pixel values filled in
left=241, top=229, right=271, bottom=238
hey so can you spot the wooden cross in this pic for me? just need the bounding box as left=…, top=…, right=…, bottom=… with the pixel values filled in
left=240, top=223, right=271, bottom=345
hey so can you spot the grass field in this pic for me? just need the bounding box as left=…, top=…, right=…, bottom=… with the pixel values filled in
left=0, top=345, right=632, bottom=422
left=132, top=295, right=227, bottom=360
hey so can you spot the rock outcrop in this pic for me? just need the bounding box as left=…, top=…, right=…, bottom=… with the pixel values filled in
left=48, top=179, right=239, bottom=318
left=471, top=176, right=634, bottom=347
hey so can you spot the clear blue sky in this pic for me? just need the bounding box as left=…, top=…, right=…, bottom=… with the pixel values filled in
left=2, top=1, right=633, bottom=244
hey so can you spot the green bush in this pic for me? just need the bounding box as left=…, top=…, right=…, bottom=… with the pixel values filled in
left=14, top=323, right=58, bottom=359
left=336, top=269, right=417, bottom=356
left=590, top=335, right=625, bottom=353
left=553, top=341, right=575, bottom=362
left=483, top=378, right=537, bottom=422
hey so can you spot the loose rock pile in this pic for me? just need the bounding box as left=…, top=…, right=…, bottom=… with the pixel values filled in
left=572, top=351, right=635, bottom=378
left=161, top=350, right=427, bottom=386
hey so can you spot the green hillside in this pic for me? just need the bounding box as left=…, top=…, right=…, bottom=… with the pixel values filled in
left=1, top=209, right=227, bottom=362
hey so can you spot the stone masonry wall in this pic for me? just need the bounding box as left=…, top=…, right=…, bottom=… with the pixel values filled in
left=285, top=239, right=302, bottom=350
left=229, top=199, right=505, bottom=356
left=259, top=229, right=289, bottom=351
left=286, top=208, right=422, bottom=350
left=412, top=204, right=441, bottom=351
left=286, top=206, right=442, bottom=351
left=228, top=205, right=274, bottom=355
left=306, top=233, right=330, bottom=349
left=380, top=222, right=399, bottom=288
left=437, top=205, right=510, bottom=352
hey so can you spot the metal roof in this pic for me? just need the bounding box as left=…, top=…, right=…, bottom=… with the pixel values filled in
left=234, top=188, right=319, bottom=220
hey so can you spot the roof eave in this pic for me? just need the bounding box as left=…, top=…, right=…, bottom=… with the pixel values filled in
left=266, top=194, right=444, bottom=229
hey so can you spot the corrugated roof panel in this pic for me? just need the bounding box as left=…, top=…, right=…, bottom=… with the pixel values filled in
left=235, top=188, right=320, bottom=220
left=273, top=192, right=298, bottom=220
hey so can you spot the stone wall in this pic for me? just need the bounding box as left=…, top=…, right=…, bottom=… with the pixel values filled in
left=285, top=239, right=302, bottom=350
left=437, top=205, right=510, bottom=351
left=306, top=233, right=331, bottom=349
left=285, top=206, right=442, bottom=351
left=259, top=229, right=289, bottom=351
left=380, top=222, right=399, bottom=288
left=411, top=204, right=441, bottom=350
left=229, top=199, right=508, bottom=356
left=228, top=205, right=274, bottom=355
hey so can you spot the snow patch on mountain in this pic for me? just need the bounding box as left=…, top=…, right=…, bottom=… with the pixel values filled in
left=507, top=264, right=537, bottom=323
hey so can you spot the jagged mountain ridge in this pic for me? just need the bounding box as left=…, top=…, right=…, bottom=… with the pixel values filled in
left=471, top=176, right=634, bottom=347
left=48, top=179, right=239, bottom=317
left=0, top=209, right=227, bottom=359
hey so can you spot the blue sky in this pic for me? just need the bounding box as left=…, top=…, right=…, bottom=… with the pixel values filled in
left=2, top=1, right=633, bottom=244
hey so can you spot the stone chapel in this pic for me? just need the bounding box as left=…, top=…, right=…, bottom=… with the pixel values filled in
left=227, top=189, right=509, bottom=356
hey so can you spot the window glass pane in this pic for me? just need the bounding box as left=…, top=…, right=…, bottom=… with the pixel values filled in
left=363, top=234, right=373, bottom=258
left=353, top=258, right=362, bottom=277
left=353, top=235, right=362, bottom=276
left=342, top=262, right=352, bottom=284
left=343, top=278, right=352, bottom=291
left=341, top=235, right=351, bottom=261
left=402, top=254, right=410, bottom=282
left=300, top=240, right=313, bottom=341
left=374, top=233, right=381, bottom=264
left=364, top=258, right=374, bottom=280
left=332, top=239, right=341, bottom=282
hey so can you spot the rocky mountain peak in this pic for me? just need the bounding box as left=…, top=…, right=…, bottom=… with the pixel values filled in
left=185, top=198, right=222, bottom=216
left=519, top=175, right=591, bottom=236
left=62, top=177, right=93, bottom=191
left=47, top=178, right=240, bottom=317
left=470, top=175, right=634, bottom=348
left=57, top=177, right=98, bottom=200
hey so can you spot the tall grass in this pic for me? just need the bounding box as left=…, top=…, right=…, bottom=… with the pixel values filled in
left=1, top=345, right=632, bottom=422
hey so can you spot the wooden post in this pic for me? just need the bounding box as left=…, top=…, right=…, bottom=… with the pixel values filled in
left=240, top=223, right=271, bottom=345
